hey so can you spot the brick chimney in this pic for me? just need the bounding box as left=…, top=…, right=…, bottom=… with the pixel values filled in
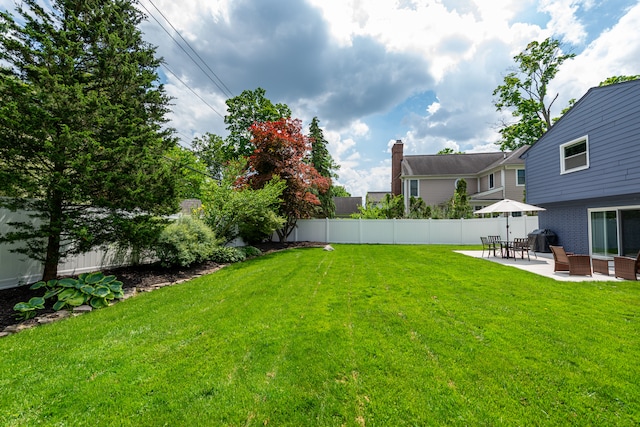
left=391, top=139, right=403, bottom=196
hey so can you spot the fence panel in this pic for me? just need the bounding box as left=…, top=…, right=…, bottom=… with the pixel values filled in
left=288, top=216, right=539, bottom=246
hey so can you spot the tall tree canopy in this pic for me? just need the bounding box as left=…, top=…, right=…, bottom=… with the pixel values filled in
left=0, top=0, right=180, bottom=280
left=493, top=37, right=575, bottom=151
left=223, top=87, right=291, bottom=160
left=308, top=117, right=339, bottom=218
left=240, top=118, right=329, bottom=241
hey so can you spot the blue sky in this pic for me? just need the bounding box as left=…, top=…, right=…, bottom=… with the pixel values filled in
left=2, top=0, right=639, bottom=197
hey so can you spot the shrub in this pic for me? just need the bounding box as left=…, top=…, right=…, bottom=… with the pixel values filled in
left=240, top=246, right=262, bottom=258
left=156, top=216, right=217, bottom=267
left=14, top=272, right=124, bottom=320
left=209, top=246, right=246, bottom=264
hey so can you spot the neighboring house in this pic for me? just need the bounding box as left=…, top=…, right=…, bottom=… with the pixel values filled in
left=391, top=140, right=528, bottom=211
left=333, top=197, right=362, bottom=217
left=522, top=79, right=640, bottom=257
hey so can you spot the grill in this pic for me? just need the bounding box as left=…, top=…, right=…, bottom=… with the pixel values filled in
left=527, top=229, right=558, bottom=253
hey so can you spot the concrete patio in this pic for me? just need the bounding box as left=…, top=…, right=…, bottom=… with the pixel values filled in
left=456, top=250, right=623, bottom=282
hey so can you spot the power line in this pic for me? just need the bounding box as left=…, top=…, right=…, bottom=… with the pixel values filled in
left=161, top=62, right=225, bottom=120
left=139, top=0, right=234, bottom=99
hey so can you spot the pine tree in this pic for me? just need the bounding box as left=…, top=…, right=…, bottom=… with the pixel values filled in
left=0, top=0, right=181, bottom=280
left=308, top=117, right=339, bottom=218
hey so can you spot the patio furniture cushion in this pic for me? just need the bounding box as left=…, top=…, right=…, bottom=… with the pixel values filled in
left=613, top=252, right=640, bottom=280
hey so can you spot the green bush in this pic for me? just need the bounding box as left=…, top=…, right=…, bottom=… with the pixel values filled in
left=156, top=216, right=217, bottom=267
left=14, top=272, right=124, bottom=320
left=240, top=246, right=262, bottom=258
left=209, top=246, right=246, bottom=264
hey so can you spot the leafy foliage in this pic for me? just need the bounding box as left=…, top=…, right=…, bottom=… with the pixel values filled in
left=223, top=88, right=291, bottom=160
left=448, top=179, right=473, bottom=219
left=197, top=161, right=285, bottom=244
left=241, top=118, right=330, bottom=241
left=0, top=0, right=181, bottom=280
left=14, top=272, right=124, bottom=319
left=493, top=38, right=575, bottom=151
left=352, top=194, right=405, bottom=219
left=209, top=246, right=246, bottom=264
left=191, top=132, right=227, bottom=181
left=156, top=216, right=217, bottom=268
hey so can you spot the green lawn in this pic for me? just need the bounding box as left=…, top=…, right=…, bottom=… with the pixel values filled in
left=1, top=245, right=639, bottom=426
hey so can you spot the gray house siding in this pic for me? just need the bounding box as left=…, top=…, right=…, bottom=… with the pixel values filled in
left=524, top=80, right=640, bottom=255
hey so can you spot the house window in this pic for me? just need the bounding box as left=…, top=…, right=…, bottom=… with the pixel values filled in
left=489, top=173, right=494, bottom=189
left=409, top=179, right=419, bottom=197
left=560, top=136, right=589, bottom=174
left=516, top=169, right=525, bottom=186
left=590, top=210, right=619, bottom=257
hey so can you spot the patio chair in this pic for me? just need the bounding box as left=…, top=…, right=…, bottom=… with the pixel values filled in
left=480, top=237, right=495, bottom=257
left=512, top=238, right=530, bottom=261
left=613, top=251, right=640, bottom=280
left=549, top=245, right=592, bottom=276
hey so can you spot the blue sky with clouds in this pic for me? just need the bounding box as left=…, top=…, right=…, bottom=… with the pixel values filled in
left=2, top=0, right=639, bottom=197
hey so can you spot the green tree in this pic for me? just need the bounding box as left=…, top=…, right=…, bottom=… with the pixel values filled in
left=332, top=186, right=351, bottom=198
left=408, top=196, right=430, bottom=219
left=191, top=132, right=227, bottom=181
left=437, top=148, right=463, bottom=155
left=0, top=0, right=180, bottom=281
left=308, top=117, right=340, bottom=218
left=352, top=194, right=405, bottom=219
left=598, top=75, right=640, bottom=86
left=223, top=88, right=291, bottom=160
left=241, top=119, right=330, bottom=241
left=493, top=37, right=575, bottom=151
left=448, top=179, right=472, bottom=219
left=166, top=145, right=208, bottom=199
left=196, top=161, right=285, bottom=244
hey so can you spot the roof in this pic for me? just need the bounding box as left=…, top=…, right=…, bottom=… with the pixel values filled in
left=333, top=197, right=362, bottom=216
left=401, top=149, right=525, bottom=177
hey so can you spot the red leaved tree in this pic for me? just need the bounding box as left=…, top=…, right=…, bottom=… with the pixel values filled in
left=240, top=118, right=330, bottom=241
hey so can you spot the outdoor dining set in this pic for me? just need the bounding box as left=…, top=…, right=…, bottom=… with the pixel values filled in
left=480, top=235, right=640, bottom=280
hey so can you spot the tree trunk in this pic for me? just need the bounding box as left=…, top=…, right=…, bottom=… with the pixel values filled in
left=42, top=192, right=63, bottom=281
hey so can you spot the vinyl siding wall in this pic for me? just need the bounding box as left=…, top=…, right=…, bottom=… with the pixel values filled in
left=525, top=81, right=640, bottom=254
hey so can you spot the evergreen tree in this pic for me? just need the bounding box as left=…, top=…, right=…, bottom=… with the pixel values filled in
left=0, top=0, right=180, bottom=280
left=308, top=117, right=339, bottom=218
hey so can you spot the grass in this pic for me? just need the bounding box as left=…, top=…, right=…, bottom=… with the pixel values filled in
left=1, top=244, right=639, bottom=426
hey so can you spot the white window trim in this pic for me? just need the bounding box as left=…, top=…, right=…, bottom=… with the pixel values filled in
left=560, top=135, right=589, bottom=175
left=516, top=169, right=525, bottom=186
left=409, top=179, right=419, bottom=198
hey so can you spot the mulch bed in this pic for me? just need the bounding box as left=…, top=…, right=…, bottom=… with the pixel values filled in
left=0, top=241, right=325, bottom=333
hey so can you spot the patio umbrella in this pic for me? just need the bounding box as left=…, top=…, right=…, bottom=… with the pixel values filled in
left=474, top=198, right=545, bottom=239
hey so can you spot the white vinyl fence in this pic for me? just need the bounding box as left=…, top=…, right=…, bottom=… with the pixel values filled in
left=0, top=208, right=127, bottom=290
left=282, top=216, right=539, bottom=245
left=1, top=204, right=538, bottom=290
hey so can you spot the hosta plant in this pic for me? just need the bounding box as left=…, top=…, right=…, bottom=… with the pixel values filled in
left=14, top=272, right=124, bottom=320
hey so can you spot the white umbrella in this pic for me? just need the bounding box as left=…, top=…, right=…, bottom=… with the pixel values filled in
left=474, top=198, right=545, bottom=239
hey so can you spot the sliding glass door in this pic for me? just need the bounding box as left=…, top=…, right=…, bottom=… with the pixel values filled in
left=590, top=211, right=618, bottom=257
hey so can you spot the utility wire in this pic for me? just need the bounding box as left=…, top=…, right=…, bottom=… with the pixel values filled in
left=161, top=62, right=225, bottom=120
left=139, top=0, right=234, bottom=99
